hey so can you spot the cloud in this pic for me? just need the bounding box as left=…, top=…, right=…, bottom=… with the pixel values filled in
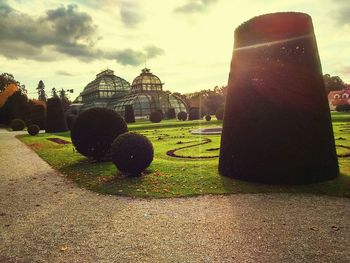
left=0, top=3, right=100, bottom=61
left=106, top=45, right=165, bottom=66
left=331, top=6, right=350, bottom=26
left=120, top=1, right=144, bottom=27
left=174, top=0, right=218, bottom=14
left=56, top=70, right=74, bottom=76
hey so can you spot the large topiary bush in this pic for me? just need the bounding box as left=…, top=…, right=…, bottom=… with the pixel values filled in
left=71, top=108, right=128, bottom=161
left=124, top=105, right=135, bottom=123
left=177, top=111, right=187, bottom=121
left=27, top=124, right=40, bottom=136
left=149, top=111, right=162, bottom=123
left=215, top=107, right=224, bottom=121
left=219, top=12, right=338, bottom=184
left=166, top=108, right=176, bottom=119
left=11, top=118, right=25, bottom=131
left=111, top=132, right=154, bottom=176
left=188, top=107, right=201, bottom=120
left=46, top=98, right=68, bottom=133
left=30, top=104, right=46, bottom=130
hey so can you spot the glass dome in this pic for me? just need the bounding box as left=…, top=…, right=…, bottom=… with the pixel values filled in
left=131, top=68, right=163, bottom=93
left=80, top=69, right=130, bottom=106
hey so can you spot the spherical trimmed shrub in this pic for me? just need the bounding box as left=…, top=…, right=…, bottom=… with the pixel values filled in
left=111, top=132, right=154, bottom=176
left=166, top=108, right=176, bottom=119
left=149, top=111, right=162, bottom=123
left=71, top=108, right=128, bottom=161
left=215, top=107, right=224, bottom=120
left=177, top=111, right=187, bottom=121
left=205, top=115, right=211, bottom=121
left=11, top=118, right=26, bottom=131
left=46, top=98, right=68, bottom=133
left=27, top=124, right=40, bottom=136
left=188, top=107, right=201, bottom=120
left=124, top=105, right=135, bottom=123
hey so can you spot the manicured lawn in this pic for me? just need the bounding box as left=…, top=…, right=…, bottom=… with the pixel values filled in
left=18, top=113, right=350, bottom=198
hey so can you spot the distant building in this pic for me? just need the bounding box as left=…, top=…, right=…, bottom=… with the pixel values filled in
left=328, top=89, right=350, bottom=110
left=74, top=68, right=188, bottom=118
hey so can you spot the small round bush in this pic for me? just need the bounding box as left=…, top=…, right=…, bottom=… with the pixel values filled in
left=177, top=111, right=187, bottom=121
left=11, top=118, right=25, bottom=131
left=149, top=111, right=162, bottom=123
left=71, top=108, right=128, bottom=161
left=111, top=132, right=154, bottom=176
left=215, top=107, right=224, bottom=120
left=205, top=115, right=211, bottom=121
left=27, top=124, right=40, bottom=136
left=188, top=108, right=201, bottom=120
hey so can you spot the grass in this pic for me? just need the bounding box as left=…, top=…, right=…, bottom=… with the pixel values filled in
left=18, top=112, right=350, bottom=198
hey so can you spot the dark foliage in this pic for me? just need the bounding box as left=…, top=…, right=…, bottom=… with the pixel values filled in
left=111, top=132, right=154, bottom=176
left=30, top=104, right=46, bottom=130
left=46, top=98, right=68, bottom=133
left=0, top=91, right=30, bottom=125
left=188, top=107, right=201, bottom=120
left=149, top=111, right=162, bottom=123
left=10, top=118, right=25, bottom=131
left=215, top=107, right=224, bottom=120
left=177, top=111, right=187, bottom=121
left=124, top=105, right=135, bottom=123
left=166, top=108, right=176, bottom=119
left=219, top=12, right=338, bottom=184
left=335, top=104, right=350, bottom=112
left=27, top=124, right=40, bottom=136
left=65, top=114, right=77, bottom=130
left=205, top=115, right=211, bottom=121
left=71, top=108, right=128, bottom=161
left=156, top=109, right=164, bottom=119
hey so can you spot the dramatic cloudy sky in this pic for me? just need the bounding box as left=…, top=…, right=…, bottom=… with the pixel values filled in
left=0, top=0, right=349, bottom=100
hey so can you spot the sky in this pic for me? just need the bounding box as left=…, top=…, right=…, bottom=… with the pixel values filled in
left=0, top=0, right=350, bottom=100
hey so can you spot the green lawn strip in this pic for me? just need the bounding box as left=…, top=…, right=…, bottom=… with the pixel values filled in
left=18, top=118, right=350, bottom=198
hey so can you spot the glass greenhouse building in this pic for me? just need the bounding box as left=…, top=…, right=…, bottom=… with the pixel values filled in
left=76, top=68, right=188, bottom=118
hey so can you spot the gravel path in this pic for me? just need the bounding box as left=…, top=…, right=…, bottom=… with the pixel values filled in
left=0, top=129, right=350, bottom=263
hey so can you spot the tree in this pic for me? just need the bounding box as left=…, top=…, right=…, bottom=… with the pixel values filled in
left=0, top=90, right=30, bottom=124
left=0, top=73, right=19, bottom=92
left=59, top=88, right=71, bottom=112
left=51, top=88, right=58, bottom=98
left=323, top=74, right=347, bottom=94
left=37, top=80, right=47, bottom=102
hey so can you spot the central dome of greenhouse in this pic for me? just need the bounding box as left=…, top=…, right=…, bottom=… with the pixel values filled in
left=74, top=68, right=188, bottom=119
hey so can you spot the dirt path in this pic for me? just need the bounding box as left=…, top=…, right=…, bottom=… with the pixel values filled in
left=1, top=129, right=349, bottom=263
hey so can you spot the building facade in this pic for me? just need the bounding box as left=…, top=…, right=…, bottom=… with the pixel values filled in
left=74, top=68, right=188, bottom=118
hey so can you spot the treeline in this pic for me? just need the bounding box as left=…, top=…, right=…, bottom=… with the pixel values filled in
left=0, top=72, right=71, bottom=125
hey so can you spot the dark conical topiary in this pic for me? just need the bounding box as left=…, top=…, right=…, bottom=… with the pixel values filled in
left=124, top=105, right=135, bottom=123
left=215, top=107, right=224, bottom=121
left=65, top=114, right=77, bottom=130
left=10, top=118, right=25, bottom=131
left=166, top=108, right=176, bottom=119
left=219, top=12, right=338, bottom=184
left=46, top=98, right=68, bottom=133
left=27, top=124, right=40, bottom=136
left=188, top=107, right=201, bottom=120
left=71, top=107, right=128, bottom=161
left=177, top=111, right=187, bottom=121
left=111, top=132, right=154, bottom=176
left=30, top=104, right=46, bottom=130
left=149, top=111, right=162, bottom=123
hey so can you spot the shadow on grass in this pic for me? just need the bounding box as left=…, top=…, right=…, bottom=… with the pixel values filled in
left=218, top=172, right=350, bottom=198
